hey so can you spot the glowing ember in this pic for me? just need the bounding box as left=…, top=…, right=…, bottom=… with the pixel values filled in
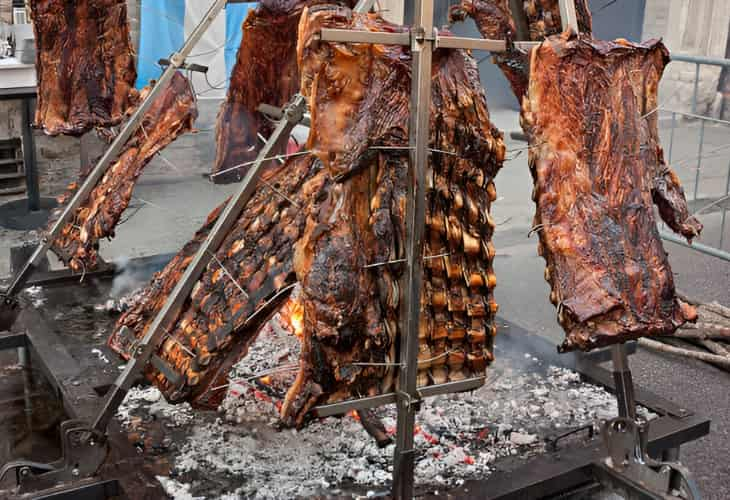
left=347, top=410, right=361, bottom=422
left=260, top=375, right=273, bottom=385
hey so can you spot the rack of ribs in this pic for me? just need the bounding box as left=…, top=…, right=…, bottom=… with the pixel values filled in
left=522, top=33, right=702, bottom=351
left=449, top=0, right=591, bottom=101
left=109, top=6, right=505, bottom=427
left=48, top=73, right=198, bottom=273
left=212, top=0, right=355, bottom=183
left=29, top=0, right=138, bottom=136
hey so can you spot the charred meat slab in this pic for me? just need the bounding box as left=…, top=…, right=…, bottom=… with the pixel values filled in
left=521, top=34, right=701, bottom=351
left=49, top=73, right=198, bottom=272
left=110, top=7, right=504, bottom=427
left=212, top=0, right=354, bottom=183
left=30, top=0, right=138, bottom=136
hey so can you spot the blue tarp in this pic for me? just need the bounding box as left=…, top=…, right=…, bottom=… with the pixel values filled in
left=136, top=1, right=256, bottom=90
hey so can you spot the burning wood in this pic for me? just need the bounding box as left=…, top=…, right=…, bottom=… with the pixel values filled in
left=109, top=7, right=504, bottom=427
left=48, top=73, right=198, bottom=272
left=522, top=34, right=702, bottom=350
left=29, top=0, right=138, bottom=136
left=212, top=0, right=355, bottom=183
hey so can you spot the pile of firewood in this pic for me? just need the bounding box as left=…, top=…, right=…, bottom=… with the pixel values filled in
left=639, top=293, right=730, bottom=371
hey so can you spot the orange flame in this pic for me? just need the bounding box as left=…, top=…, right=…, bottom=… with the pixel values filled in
left=260, top=375, right=272, bottom=385
left=347, top=410, right=361, bottom=422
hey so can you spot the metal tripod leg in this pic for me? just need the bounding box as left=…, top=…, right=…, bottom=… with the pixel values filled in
left=0, top=0, right=229, bottom=312
left=92, top=94, right=307, bottom=434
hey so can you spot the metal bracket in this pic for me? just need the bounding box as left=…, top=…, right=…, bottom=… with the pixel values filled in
left=0, top=420, right=108, bottom=492
left=601, top=417, right=701, bottom=500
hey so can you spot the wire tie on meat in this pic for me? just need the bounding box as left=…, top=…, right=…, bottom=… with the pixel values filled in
left=206, top=250, right=250, bottom=299
left=363, top=258, right=407, bottom=269
left=211, top=151, right=312, bottom=179
left=364, top=253, right=451, bottom=269
left=527, top=224, right=545, bottom=237
left=349, top=361, right=404, bottom=367
left=242, top=283, right=298, bottom=328
left=164, top=332, right=196, bottom=358
left=258, top=178, right=303, bottom=208
left=417, top=349, right=457, bottom=365
left=210, top=364, right=300, bottom=391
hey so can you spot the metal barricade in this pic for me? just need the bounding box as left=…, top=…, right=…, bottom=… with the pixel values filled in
left=659, top=53, right=730, bottom=262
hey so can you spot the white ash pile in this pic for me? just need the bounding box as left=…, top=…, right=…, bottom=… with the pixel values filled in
left=139, top=345, right=655, bottom=499
left=117, top=386, right=194, bottom=430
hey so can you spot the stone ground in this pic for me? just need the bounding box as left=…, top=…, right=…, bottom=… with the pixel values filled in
left=0, top=99, right=729, bottom=498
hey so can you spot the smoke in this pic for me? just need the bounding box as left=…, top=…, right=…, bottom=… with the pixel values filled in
left=109, top=254, right=168, bottom=298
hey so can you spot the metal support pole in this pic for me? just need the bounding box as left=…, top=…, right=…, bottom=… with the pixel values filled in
left=91, top=94, right=306, bottom=434
left=393, top=1, right=433, bottom=497
left=20, top=97, right=39, bottom=212
left=693, top=119, right=705, bottom=201
left=18, top=346, right=33, bottom=432
left=1, top=0, right=229, bottom=301
left=720, top=158, right=730, bottom=249
left=691, top=63, right=700, bottom=115
left=611, top=344, right=637, bottom=420
left=668, top=111, right=677, bottom=163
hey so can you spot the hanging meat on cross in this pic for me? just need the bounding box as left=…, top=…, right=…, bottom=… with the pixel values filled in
left=212, top=0, right=355, bottom=183
left=48, top=72, right=198, bottom=272
left=449, top=0, right=592, bottom=101
left=29, top=0, right=138, bottom=136
left=109, top=7, right=504, bottom=427
left=522, top=34, right=702, bottom=351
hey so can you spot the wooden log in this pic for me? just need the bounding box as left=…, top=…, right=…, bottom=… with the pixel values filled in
left=639, top=338, right=730, bottom=371
left=674, top=323, right=730, bottom=340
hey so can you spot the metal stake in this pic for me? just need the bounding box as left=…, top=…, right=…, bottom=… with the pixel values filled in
left=393, top=1, right=434, bottom=497
left=611, top=344, right=637, bottom=420
left=1, top=0, right=229, bottom=301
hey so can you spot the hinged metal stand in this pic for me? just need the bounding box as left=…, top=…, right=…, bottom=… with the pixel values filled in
left=601, top=345, right=701, bottom=499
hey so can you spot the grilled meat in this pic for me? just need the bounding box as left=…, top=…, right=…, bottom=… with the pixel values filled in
left=212, top=0, right=355, bottom=183
left=29, top=0, right=138, bottom=136
left=449, top=0, right=592, bottom=101
left=110, top=7, right=504, bottom=427
left=522, top=34, right=701, bottom=351
left=49, top=73, right=198, bottom=272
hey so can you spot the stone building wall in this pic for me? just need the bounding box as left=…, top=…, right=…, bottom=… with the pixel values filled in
left=643, top=0, right=730, bottom=118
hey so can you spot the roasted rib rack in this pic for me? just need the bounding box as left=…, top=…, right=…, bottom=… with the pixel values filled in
left=110, top=7, right=505, bottom=427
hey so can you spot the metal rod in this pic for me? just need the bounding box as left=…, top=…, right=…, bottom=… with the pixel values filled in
left=91, top=94, right=306, bottom=433
left=353, top=0, right=376, bottom=13
left=21, top=96, right=39, bottom=212
left=18, top=346, right=33, bottom=432
left=435, top=35, right=506, bottom=52
left=559, top=0, right=579, bottom=33
left=313, top=377, right=485, bottom=417
left=720, top=158, right=730, bottom=249
left=691, top=63, right=700, bottom=115
left=319, top=28, right=410, bottom=46
left=661, top=230, right=730, bottom=262
left=668, top=112, right=676, bottom=163
left=611, top=344, right=637, bottom=420
left=693, top=120, right=706, bottom=201
left=2, top=0, right=229, bottom=300
left=393, top=0, right=434, bottom=496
